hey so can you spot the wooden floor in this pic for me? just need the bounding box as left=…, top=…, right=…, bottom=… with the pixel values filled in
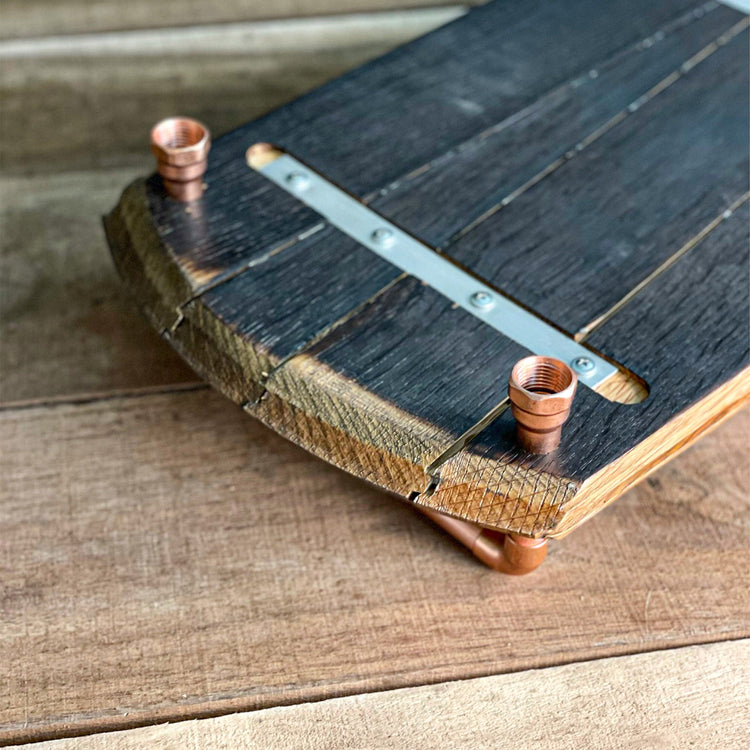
left=1, top=2, right=748, bottom=747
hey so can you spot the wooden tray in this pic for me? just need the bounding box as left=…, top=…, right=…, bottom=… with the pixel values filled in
left=105, top=0, right=750, bottom=545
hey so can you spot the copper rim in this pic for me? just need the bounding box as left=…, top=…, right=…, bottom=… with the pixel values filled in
left=150, top=117, right=211, bottom=201
left=508, top=356, right=577, bottom=454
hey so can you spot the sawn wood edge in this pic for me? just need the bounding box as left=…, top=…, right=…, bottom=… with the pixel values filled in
left=104, top=180, right=749, bottom=538
left=423, top=369, right=750, bottom=537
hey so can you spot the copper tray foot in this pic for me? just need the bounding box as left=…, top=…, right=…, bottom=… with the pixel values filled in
left=419, top=508, right=548, bottom=575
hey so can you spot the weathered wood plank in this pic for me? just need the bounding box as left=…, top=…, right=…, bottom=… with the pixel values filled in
left=174, top=226, right=403, bottom=403
left=0, top=9, right=460, bottom=175
left=214, top=0, right=706, bottom=197
left=0, top=13, right=452, bottom=404
left=370, top=3, right=742, bottom=248
left=0, top=391, right=747, bottom=743
left=259, top=277, right=529, bottom=497
left=20, top=641, right=750, bottom=750
left=0, top=171, right=199, bottom=405
left=426, top=202, right=750, bottom=534
left=429, top=22, right=749, bottom=333
left=0, top=1, right=477, bottom=40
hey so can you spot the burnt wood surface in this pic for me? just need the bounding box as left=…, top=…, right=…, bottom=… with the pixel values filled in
left=139, top=0, right=724, bottom=311
left=368, top=3, right=743, bottom=250
left=106, top=0, right=750, bottom=537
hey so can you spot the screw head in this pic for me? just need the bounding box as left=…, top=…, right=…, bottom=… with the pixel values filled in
left=571, top=356, right=595, bottom=374
left=371, top=227, right=395, bottom=248
left=286, top=171, right=310, bottom=191
left=469, top=291, right=494, bottom=309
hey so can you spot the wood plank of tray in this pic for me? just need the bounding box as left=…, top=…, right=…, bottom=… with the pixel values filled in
left=0, top=391, right=747, bottom=744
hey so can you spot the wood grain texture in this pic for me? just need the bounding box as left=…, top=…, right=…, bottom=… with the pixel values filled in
left=369, top=2, right=743, bottom=249
left=0, top=391, right=747, bottom=743
left=0, top=11, right=452, bottom=404
left=431, top=21, right=749, bottom=333
left=0, top=171, right=199, bottom=405
left=259, top=278, right=529, bottom=497
left=212, top=0, right=707, bottom=198
left=175, top=227, right=402, bottom=402
left=107, top=0, right=712, bottom=321
left=0, top=1, right=476, bottom=40
left=0, top=9, right=460, bottom=175
left=20, top=640, right=750, bottom=750
left=104, top=0, right=749, bottom=535
left=5, top=3, right=747, bottom=746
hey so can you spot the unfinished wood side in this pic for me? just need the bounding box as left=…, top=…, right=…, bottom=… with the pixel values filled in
left=556, top=367, right=750, bottom=536
left=427, top=370, right=750, bottom=537
left=103, top=180, right=191, bottom=332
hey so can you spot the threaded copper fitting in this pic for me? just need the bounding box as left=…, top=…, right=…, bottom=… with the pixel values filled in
left=508, top=356, right=577, bottom=454
left=150, top=117, right=211, bottom=202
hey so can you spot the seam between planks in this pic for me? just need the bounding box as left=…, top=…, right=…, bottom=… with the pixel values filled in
left=383, top=17, right=750, bottom=478
left=440, top=9, right=749, bottom=246
left=182, top=222, right=327, bottom=304
left=575, top=192, right=750, bottom=340
left=2, top=634, right=747, bottom=746
left=0, top=382, right=209, bottom=414
left=186, top=4, right=746, bottom=370
left=367, top=1, right=730, bottom=215
left=246, top=272, right=408, bottom=402
left=422, top=193, right=750, bottom=478
left=187, top=1, right=733, bottom=311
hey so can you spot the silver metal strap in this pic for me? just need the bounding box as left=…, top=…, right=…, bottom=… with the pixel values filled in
left=257, top=153, right=617, bottom=390
left=718, top=1, right=750, bottom=14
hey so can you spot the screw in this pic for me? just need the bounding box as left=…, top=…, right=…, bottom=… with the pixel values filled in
left=571, top=356, right=595, bottom=374
left=286, top=172, right=310, bottom=191
left=371, top=227, right=395, bottom=248
left=469, top=291, right=494, bottom=309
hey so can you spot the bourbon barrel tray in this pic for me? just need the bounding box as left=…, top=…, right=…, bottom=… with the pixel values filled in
left=105, top=0, right=750, bottom=570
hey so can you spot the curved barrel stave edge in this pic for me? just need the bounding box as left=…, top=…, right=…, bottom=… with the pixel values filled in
left=104, top=180, right=579, bottom=535
left=105, top=183, right=750, bottom=537
left=105, top=180, right=750, bottom=539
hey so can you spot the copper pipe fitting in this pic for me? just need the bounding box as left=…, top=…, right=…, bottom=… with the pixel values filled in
left=508, top=356, right=577, bottom=454
left=420, top=508, right=547, bottom=575
left=150, top=117, right=211, bottom=202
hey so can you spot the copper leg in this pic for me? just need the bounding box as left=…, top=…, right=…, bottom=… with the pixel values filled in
left=419, top=508, right=547, bottom=575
